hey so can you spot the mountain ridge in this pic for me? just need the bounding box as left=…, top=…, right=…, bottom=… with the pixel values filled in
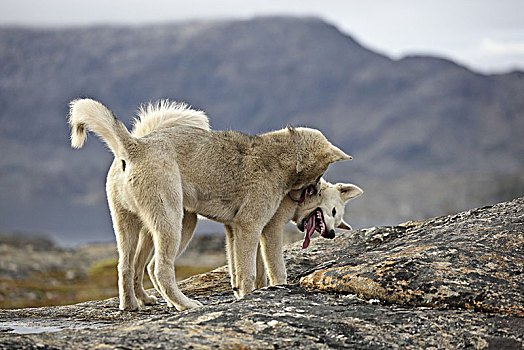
left=0, top=16, right=523, bottom=244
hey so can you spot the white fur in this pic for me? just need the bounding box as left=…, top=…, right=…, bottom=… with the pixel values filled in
left=69, top=99, right=131, bottom=156
left=254, top=179, right=363, bottom=288
left=132, top=100, right=209, bottom=138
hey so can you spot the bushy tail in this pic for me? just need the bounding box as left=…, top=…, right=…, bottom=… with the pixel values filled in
left=68, top=98, right=136, bottom=157
left=132, top=99, right=209, bottom=138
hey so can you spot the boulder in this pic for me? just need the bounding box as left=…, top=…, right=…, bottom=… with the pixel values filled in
left=0, top=198, right=522, bottom=349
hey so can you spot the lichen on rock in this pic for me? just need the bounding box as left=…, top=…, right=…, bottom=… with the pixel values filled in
left=0, top=198, right=523, bottom=349
left=298, top=198, right=524, bottom=317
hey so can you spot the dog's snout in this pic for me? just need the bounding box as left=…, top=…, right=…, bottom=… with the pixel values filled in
left=325, top=229, right=336, bottom=239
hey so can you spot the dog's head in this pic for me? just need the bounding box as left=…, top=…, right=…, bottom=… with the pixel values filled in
left=294, top=179, right=363, bottom=249
left=288, top=127, right=352, bottom=191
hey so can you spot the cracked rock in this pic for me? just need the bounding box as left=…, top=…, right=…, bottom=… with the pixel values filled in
left=0, top=198, right=523, bottom=349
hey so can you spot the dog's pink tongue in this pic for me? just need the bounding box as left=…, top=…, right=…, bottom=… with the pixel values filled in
left=301, top=215, right=316, bottom=249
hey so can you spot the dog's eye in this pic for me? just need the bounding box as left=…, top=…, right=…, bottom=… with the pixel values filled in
left=332, top=208, right=336, bottom=216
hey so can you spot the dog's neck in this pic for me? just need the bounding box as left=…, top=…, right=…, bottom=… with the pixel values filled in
left=290, top=127, right=303, bottom=174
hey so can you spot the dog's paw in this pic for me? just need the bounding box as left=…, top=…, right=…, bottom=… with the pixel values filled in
left=269, top=275, right=287, bottom=286
left=236, top=277, right=256, bottom=299
left=254, top=278, right=268, bottom=289
left=174, top=298, right=203, bottom=311
left=235, top=286, right=255, bottom=299
left=138, top=294, right=158, bottom=306
left=119, top=300, right=140, bottom=311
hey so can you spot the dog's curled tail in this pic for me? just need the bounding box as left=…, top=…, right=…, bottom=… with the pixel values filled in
left=68, top=98, right=136, bottom=157
left=132, top=100, right=209, bottom=138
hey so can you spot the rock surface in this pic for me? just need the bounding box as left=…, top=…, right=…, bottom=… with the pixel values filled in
left=0, top=198, right=523, bottom=349
left=0, top=234, right=228, bottom=308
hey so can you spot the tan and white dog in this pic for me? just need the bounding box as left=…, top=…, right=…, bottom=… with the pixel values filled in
left=68, top=98, right=352, bottom=311
left=127, top=103, right=363, bottom=301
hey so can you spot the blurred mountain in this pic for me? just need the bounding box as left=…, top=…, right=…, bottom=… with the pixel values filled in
left=0, top=17, right=523, bottom=245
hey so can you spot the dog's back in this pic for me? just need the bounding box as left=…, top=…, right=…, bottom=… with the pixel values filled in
left=126, top=105, right=351, bottom=225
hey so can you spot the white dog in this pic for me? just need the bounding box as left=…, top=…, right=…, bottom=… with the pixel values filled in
left=254, top=178, right=363, bottom=288
left=68, top=99, right=352, bottom=311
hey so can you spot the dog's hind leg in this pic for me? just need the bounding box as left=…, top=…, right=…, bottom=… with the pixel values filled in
left=176, top=211, right=198, bottom=259
left=108, top=205, right=142, bottom=311
left=137, top=178, right=202, bottom=311
left=134, top=228, right=157, bottom=306
left=145, top=210, right=198, bottom=298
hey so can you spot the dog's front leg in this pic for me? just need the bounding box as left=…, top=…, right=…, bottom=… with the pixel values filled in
left=254, top=243, right=268, bottom=289
left=258, top=197, right=294, bottom=286
left=232, top=223, right=262, bottom=298
left=260, top=221, right=287, bottom=286
left=224, top=225, right=239, bottom=298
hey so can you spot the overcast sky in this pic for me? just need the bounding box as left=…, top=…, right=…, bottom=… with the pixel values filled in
left=1, top=0, right=523, bottom=74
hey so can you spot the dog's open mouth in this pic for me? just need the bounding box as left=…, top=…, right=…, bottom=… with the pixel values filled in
left=301, top=207, right=326, bottom=249
left=292, top=184, right=317, bottom=204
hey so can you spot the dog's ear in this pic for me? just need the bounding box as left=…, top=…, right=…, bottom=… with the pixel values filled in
left=319, top=177, right=329, bottom=192
left=328, top=144, right=352, bottom=163
left=337, top=219, right=352, bottom=230
left=336, top=183, right=363, bottom=202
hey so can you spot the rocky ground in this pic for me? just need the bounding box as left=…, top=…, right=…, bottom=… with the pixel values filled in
left=0, top=232, right=229, bottom=309
left=0, top=198, right=522, bottom=349
left=0, top=223, right=304, bottom=308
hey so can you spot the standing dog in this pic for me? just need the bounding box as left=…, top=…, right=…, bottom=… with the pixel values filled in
left=69, top=98, right=351, bottom=311
left=127, top=104, right=363, bottom=302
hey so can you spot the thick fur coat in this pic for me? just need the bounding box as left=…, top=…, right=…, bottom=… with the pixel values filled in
left=69, top=98, right=351, bottom=311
